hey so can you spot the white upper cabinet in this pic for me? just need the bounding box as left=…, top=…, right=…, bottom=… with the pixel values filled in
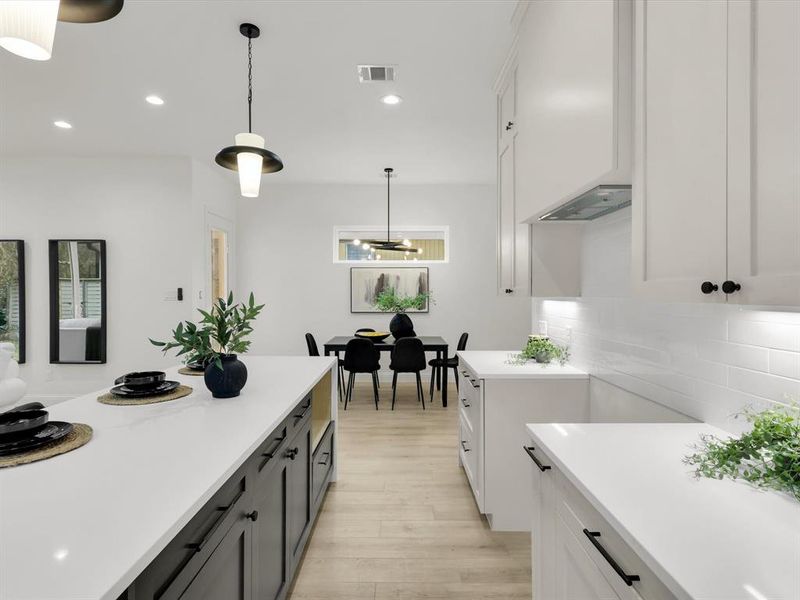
left=633, top=0, right=800, bottom=305
left=727, top=0, right=800, bottom=306
left=631, top=0, right=729, bottom=301
left=514, top=0, right=632, bottom=222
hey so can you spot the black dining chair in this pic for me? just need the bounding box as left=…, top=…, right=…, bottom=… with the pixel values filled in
left=343, top=338, right=381, bottom=410
left=355, top=328, right=381, bottom=389
left=429, top=332, right=469, bottom=398
left=390, top=337, right=427, bottom=410
left=306, top=332, right=345, bottom=403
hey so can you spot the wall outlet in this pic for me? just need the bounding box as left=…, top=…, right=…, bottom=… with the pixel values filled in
left=538, top=320, right=548, bottom=337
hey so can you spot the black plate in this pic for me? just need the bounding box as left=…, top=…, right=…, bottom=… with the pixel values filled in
left=114, top=371, right=166, bottom=389
left=109, top=380, right=180, bottom=398
left=0, top=421, right=74, bottom=456
left=0, top=410, right=49, bottom=437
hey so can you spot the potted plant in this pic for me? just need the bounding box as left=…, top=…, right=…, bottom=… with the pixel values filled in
left=373, top=287, right=432, bottom=339
left=520, top=335, right=570, bottom=365
left=150, top=320, right=214, bottom=372
left=198, top=292, right=265, bottom=398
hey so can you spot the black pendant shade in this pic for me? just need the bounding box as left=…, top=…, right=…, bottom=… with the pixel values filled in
left=215, top=22, right=284, bottom=179
left=58, top=0, right=124, bottom=23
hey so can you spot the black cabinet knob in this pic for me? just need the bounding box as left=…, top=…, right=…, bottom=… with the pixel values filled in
left=505, top=121, right=514, bottom=131
left=722, top=280, right=741, bottom=294
left=284, top=447, right=299, bottom=460
left=245, top=510, right=259, bottom=522
left=505, top=288, right=513, bottom=294
left=700, top=281, right=718, bottom=294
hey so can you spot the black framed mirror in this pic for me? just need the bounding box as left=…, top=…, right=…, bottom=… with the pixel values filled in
left=49, top=240, right=106, bottom=364
left=0, top=240, right=26, bottom=363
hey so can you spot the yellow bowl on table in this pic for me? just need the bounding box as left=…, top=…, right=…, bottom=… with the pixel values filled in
left=354, top=331, right=391, bottom=342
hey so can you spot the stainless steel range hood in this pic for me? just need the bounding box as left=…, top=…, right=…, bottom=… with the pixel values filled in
left=538, top=185, right=631, bottom=221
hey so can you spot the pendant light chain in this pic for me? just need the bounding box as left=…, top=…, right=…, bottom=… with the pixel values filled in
left=247, top=35, right=253, bottom=134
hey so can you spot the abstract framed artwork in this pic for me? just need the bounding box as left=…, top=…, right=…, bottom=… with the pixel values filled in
left=350, top=267, right=429, bottom=313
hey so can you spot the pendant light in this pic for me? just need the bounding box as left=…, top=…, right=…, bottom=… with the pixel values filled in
left=359, top=168, right=422, bottom=256
left=0, top=0, right=123, bottom=61
left=215, top=23, right=283, bottom=198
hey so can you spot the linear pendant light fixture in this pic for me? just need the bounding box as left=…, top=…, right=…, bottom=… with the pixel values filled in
left=358, top=168, right=422, bottom=256
left=0, top=0, right=123, bottom=61
left=215, top=23, right=283, bottom=198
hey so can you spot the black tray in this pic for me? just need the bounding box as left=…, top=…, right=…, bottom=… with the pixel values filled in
left=0, top=422, right=74, bottom=456
left=109, top=380, right=180, bottom=398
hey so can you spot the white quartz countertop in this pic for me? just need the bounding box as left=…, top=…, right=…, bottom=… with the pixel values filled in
left=0, top=355, right=335, bottom=600
left=457, top=351, right=587, bottom=380
left=527, top=422, right=800, bottom=600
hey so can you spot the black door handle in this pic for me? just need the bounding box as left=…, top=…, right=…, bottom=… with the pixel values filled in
left=461, top=440, right=470, bottom=452
left=245, top=510, right=259, bottom=522
left=505, top=288, right=513, bottom=294
left=523, top=446, right=551, bottom=472
left=583, top=529, right=640, bottom=586
left=722, top=280, right=741, bottom=294
left=505, top=121, right=514, bottom=130
left=700, top=281, right=718, bottom=294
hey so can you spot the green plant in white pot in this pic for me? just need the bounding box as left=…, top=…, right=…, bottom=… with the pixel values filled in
left=520, top=335, right=570, bottom=365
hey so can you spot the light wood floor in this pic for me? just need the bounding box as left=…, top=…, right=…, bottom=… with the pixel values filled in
left=288, top=380, right=532, bottom=600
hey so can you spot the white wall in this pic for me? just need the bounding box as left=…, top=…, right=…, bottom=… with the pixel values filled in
left=0, top=157, right=236, bottom=402
left=237, top=183, right=530, bottom=371
left=534, top=210, right=800, bottom=433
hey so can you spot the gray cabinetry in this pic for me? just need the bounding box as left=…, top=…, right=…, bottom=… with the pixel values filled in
left=125, top=393, right=332, bottom=600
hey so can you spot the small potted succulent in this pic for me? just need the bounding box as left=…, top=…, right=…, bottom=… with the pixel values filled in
left=151, top=292, right=265, bottom=398
left=373, top=287, right=432, bottom=339
left=520, top=335, right=570, bottom=365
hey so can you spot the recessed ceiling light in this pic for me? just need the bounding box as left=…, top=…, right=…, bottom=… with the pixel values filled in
left=381, top=94, right=402, bottom=106
left=53, top=120, right=72, bottom=129
left=145, top=95, right=164, bottom=106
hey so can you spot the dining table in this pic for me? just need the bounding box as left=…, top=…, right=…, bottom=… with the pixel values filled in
left=323, top=335, right=450, bottom=407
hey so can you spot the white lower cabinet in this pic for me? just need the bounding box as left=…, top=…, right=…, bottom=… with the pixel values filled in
left=457, top=364, right=589, bottom=531
left=531, top=449, right=676, bottom=600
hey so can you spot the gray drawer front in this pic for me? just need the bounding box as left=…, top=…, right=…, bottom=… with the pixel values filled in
left=312, top=421, right=334, bottom=508
left=288, top=393, right=312, bottom=437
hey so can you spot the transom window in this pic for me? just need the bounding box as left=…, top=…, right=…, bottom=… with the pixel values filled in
left=334, top=226, right=449, bottom=263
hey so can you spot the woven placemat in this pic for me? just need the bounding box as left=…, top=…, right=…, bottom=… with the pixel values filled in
left=0, top=423, right=93, bottom=469
left=98, top=385, right=193, bottom=406
left=178, top=367, right=204, bottom=377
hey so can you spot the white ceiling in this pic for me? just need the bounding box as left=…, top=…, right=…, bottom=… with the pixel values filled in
left=0, top=0, right=516, bottom=184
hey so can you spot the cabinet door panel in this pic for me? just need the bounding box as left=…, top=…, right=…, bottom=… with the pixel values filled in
left=287, top=425, right=312, bottom=569
left=728, top=0, right=800, bottom=305
left=252, top=462, right=287, bottom=600
left=632, top=0, right=728, bottom=300
left=179, top=519, right=251, bottom=600
left=555, top=514, right=621, bottom=600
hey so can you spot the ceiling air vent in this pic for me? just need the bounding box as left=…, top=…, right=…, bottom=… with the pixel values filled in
left=358, top=65, right=396, bottom=83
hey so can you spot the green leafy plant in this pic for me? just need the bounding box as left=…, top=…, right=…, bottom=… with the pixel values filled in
left=198, top=292, right=265, bottom=370
left=520, top=336, right=570, bottom=365
left=150, top=320, right=214, bottom=369
left=150, top=292, right=265, bottom=371
left=684, top=403, right=800, bottom=502
left=373, top=287, right=432, bottom=313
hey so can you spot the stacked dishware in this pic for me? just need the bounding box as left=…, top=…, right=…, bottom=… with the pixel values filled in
left=0, top=403, right=74, bottom=457
left=110, top=371, right=179, bottom=398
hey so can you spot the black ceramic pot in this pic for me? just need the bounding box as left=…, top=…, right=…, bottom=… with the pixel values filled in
left=204, top=354, right=248, bottom=398
left=390, top=313, right=416, bottom=339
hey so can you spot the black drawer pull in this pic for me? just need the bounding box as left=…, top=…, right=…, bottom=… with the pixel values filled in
left=582, top=529, right=640, bottom=586
left=293, top=401, right=312, bottom=421
left=460, top=440, right=470, bottom=452
left=188, top=487, right=245, bottom=553
left=460, top=397, right=471, bottom=408
left=318, top=451, right=330, bottom=466
left=262, top=431, right=287, bottom=459
left=523, top=446, right=551, bottom=472
left=285, top=447, right=299, bottom=460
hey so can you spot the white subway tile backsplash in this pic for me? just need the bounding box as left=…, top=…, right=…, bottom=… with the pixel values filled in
left=534, top=212, right=800, bottom=433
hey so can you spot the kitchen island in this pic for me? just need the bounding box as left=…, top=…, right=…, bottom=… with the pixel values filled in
left=526, top=422, right=800, bottom=600
left=0, top=355, right=337, bottom=600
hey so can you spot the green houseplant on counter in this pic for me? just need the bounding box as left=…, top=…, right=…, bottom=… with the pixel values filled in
left=521, top=335, right=570, bottom=365
left=151, top=292, right=265, bottom=398
left=374, top=287, right=432, bottom=339
left=684, top=403, right=800, bottom=502
left=150, top=320, right=214, bottom=372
